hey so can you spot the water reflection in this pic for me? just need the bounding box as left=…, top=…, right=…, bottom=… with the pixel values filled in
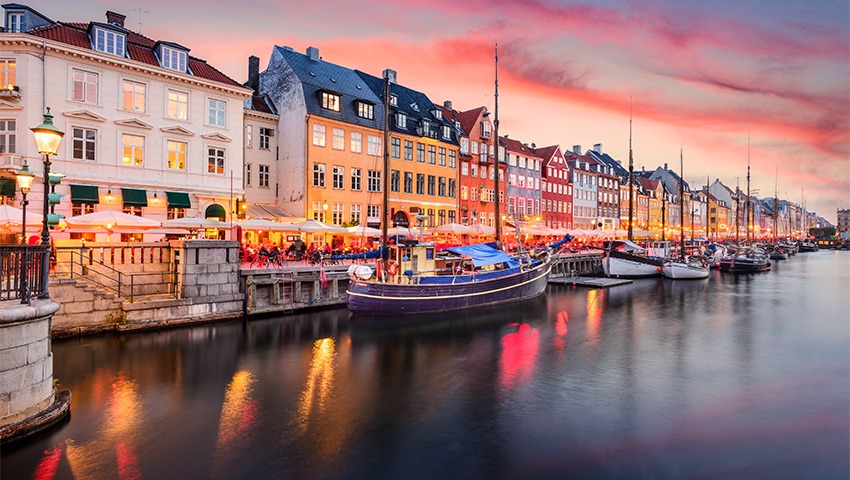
left=215, top=370, right=259, bottom=453
left=500, top=323, right=540, bottom=388
left=295, top=338, right=337, bottom=435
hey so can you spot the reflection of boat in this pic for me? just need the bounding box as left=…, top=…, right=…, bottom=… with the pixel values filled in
left=347, top=242, right=551, bottom=316
left=601, top=240, right=663, bottom=278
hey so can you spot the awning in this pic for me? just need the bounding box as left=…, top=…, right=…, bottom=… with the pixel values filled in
left=445, top=244, right=520, bottom=268
left=70, top=184, right=99, bottom=204
left=0, top=178, right=15, bottom=197
left=205, top=203, right=226, bottom=219
left=246, top=203, right=291, bottom=220
left=165, top=191, right=191, bottom=209
left=121, top=187, right=148, bottom=207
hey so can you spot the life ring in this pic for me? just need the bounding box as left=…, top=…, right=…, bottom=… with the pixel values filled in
left=387, top=260, right=399, bottom=276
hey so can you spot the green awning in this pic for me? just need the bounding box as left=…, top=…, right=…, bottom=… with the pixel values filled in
left=70, top=184, right=99, bottom=204
left=121, top=187, right=148, bottom=207
left=165, top=191, right=191, bottom=209
left=205, top=203, right=226, bottom=219
left=0, top=178, right=15, bottom=197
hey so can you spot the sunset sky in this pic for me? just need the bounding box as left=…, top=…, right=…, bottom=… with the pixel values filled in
left=42, top=0, right=849, bottom=222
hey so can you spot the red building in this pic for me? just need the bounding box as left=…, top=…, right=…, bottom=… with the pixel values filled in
left=534, top=145, right=572, bottom=229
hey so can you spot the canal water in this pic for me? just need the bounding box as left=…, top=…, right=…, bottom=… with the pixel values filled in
left=4, top=251, right=848, bottom=479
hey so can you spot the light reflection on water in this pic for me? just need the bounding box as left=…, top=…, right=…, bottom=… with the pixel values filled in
left=4, top=251, right=849, bottom=479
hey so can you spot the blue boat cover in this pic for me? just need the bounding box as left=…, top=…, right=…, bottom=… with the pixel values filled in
left=445, top=244, right=520, bottom=268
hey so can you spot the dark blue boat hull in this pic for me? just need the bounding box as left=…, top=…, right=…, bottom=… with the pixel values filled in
left=346, top=261, right=551, bottom=316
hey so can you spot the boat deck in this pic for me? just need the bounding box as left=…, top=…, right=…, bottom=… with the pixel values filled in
left=549, top=277, right=634, bottom=288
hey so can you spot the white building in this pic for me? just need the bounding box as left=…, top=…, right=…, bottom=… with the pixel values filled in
left=0, top=5, right=252, bottom=240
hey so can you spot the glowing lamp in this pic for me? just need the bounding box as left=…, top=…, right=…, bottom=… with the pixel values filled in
left=15, top=161, right=35, bottom=195
left=30, top=107, right=64, bottom=155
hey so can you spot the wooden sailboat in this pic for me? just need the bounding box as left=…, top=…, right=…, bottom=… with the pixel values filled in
left=662, top=148, right=709, bottom=279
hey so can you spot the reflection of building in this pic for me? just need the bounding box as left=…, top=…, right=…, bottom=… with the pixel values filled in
left=1, top=5, right=251, bottom=241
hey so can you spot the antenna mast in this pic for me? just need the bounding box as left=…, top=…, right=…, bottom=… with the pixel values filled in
left=627, top=96, right=634, bottom=241
left=493, top=41, right=502, bottom=247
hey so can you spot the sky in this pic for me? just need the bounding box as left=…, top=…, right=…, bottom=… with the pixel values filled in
left=41, top=0, right=849, bottom=222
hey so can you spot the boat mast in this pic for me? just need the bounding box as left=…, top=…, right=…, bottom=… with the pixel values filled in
left=380, top=70, right=391, bottom=261
left=773, top=167, right=778, bottom=245
left=705, top=175, right=710, bottom=240
left=679, top=147, right=684, bottom=260
left=493, top=41, right=502, bottom=248
left=746, top=136, right=751, bottom=245
left=629, top=95, right=635, bottom=241
left=735, top=177, right=740, bottom=243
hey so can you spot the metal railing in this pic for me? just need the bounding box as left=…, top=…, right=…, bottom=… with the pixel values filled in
left=59, top=250, right=176, bottom=302
left=0, top=245, right=48, bottom=303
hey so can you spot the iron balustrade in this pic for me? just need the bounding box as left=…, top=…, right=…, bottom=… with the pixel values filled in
left=0, top=245, right=48, bottom=303
left=55, top=250, right=176, bottom=302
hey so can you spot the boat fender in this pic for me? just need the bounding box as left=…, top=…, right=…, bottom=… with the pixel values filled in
left=656, top=267, right=663, bottom=273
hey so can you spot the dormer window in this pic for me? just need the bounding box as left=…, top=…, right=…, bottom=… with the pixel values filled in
left=6, top=12, right=23, bottom=32
left=389, top=94, right=398, bottom=107
left=442, top=125, right=451, bottom=139
left=410, top=102, right=419, bottom=112
left=396, top=113, right=407, bottom=129
left=421, top=120, right=429, bottom=135
left=357, top=101, right=374, bottom=120
left=321, top=92, right=340, bottom=112
left=161, top=46, right=187, bottom=72
left=93, top=27, right=126, bottom=57
left=433, top=109, right=442, bottom=120
left=481, top=121, right=492, bottom=138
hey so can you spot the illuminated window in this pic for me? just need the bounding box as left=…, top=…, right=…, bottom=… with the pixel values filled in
left=321, top=92, right=340, bottom=112
left=357, top=102, right=374, bottom=119
left=312, top=124, right=326, bottom=146
left=207, top=147, right=225, bottom=174
left=122, top=134, right=144, bottom=165
left=0, top=59, right=15, bottom=87
left=122, top=80, right=145, bottom=113
left=167, top=140, right=186, bottom=170
left=167, top=90, right=188, bottom=120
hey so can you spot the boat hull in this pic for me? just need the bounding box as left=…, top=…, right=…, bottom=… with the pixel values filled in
left=603, top=252, right=663, bottom=278
left=347, top=261, right=551, bottom=316
left=662, top=261, right=710, bottom=279
left=728, top=257, right=771, bottom=273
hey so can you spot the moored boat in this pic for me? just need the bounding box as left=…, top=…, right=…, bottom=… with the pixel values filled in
left=662, top=256, right=710, bottom=279
left=601, top=240, right=663, bottom=278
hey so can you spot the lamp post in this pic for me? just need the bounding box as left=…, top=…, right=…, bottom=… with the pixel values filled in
left=31, top=107, right=64, bottom=299
left=16, top=161, right=35, bottom=303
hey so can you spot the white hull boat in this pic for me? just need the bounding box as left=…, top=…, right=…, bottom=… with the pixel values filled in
left=662, top=258, right=710, bottom=279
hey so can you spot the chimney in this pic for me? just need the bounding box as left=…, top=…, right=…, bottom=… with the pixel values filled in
left=383, top=68, right=397, bottom=84
left=443, top=100, right=452, bottom=110
left=593, top=143, right=602, bottom=153
left=531, top=143, right=536, bottom=148
left=664, top=162, right=668, bottom=171
left=105, top=11, right=126, bottom=27
left=306, top=46, right=320, bottom=61
left=573, top=145, right=581, bottom=154
left=247, top=55, right=260, bottom=95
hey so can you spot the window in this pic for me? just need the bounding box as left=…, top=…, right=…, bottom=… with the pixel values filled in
left=389, top=95, right=398, bottom=107
left=470, top=186, right=478, bottom=201
left=461, top=185, right=468, bottom=200
left=208, top=98, right=227, bottom=127
left=421, top=120, right=430, bottom=136
left=122, top=80, right=145, bottom=113
left=122, top=134, right=144, bottom=165
left=397, top=113, right=407, bottom=129
left=332, top=203, right=344, bottom=225
left=471, top=142, right=478, bottom=155
left=321, top=92, right=340, bottom=111
left=164, top=90, right=188, bottom=120
left=350, top=204, right=361, bottom=224
left=93, top=27, right=126, bottom=57
left=0, top=120, right=15, bottom=154
left=438, top=177, right=446, bottom=197
left=416, top=143, right=425, bottom=163
left=245, top=163, right=252, bottom=187
left=332, top=128, right=344, bottom=150
left=259, top=165, right=269, bottom=188
left=70, top=126, right=97, bottom=161
left=442, top=125, right=451, bottom=139
left=350, top=168, right=362, bottom=191
left=428, top=145, right=436, bottom=164
left=0, top=59, right=15, bottom=87
left=481, top=121, right=492, bottom=138
left=161, top=46, right=187, bottom=72
left=461, top=163, right=469, bottom=177
left=6, top=12, right=23, bottom=32
left=166, top=140, right=186, bottom=170
left=245, top=125, right=253, bottom=148
left=165, top=206, right=185, bottom=220
left=207, top=147, right=225, bottom=174
left=438, top=147, right=446, bottom=166
left=350, top=132, right=362, bottom=153
left=460, top=137, right=470, bottom=154
left=367, top=170, right=381, bottom=192
left=427, top=175, right=435, bottom=196
left=416, top=174, right=425, bottom=195
left=391, top=170, right=400, bottom=192
left=259, top=128, right=272, bottom=150
left=357, top=102, right=374, bottom=119
left=471, top=164, right=478, bottom=178
left=72, top=203, right=95, bottom=217
left=332, top=166, right=344, bottom=189
left=404, top=140, right=413, bottom=161
left=72, top=69, right=98, bottom=103
left=367, top=205, right=380, bottom=222
left=449, top=150, right=456, bottom=168
left=403, top=172, right=413, bottom=194
left=313, top=163, right=326, bottom=187
left=312, top=124, right=326, bottom=146
left=427, top=209, right=435, bottom=227
left=123, top=205, right=142, bottom=217
left=367, top=135, right=382, bottom=156
left=312, top=201, right=325, bottom=222
left=391, top=137, right=401, bottom=158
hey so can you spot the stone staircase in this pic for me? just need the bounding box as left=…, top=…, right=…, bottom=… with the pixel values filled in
left=49, top=278, right=124, bottom=337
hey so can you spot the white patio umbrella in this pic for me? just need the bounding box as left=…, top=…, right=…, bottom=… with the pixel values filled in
left=468, top=223, right=496, bottom=235
left=65, top=210, right=160, bottom=230
left=291, top=219, right=347, bottom=234
left=431, top=222, right=473, bottom=235
left=0, top=204, right=43, bottom=227
left=161, top=216, right=230, bottom=230
left=387, top=226, right=418, bottom=238
left=238, top=218, right=296, bottom=231
left=346, top=225, right=382, bottom=236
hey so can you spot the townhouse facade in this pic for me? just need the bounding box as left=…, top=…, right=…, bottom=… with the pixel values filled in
left=535, top=144, right=572, bottom=230
left=502, top=136, right=541, bottom=222
left=1, top=5, right=251, bottom=241
left=241, top=84, right=285, bottom=219
left=565, top=147, right=598, bottom=230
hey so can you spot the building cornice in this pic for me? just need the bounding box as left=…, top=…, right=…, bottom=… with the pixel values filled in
left=243, top=108, right=279, bottom=122
left=0, top=34, right=254, bottom=98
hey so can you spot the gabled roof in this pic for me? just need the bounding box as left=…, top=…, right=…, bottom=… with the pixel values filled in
left=271, top=46, right=383, bottom=129
left=455, top=107, right=487, bottom=136
left=500, top=136, right=540, bottom=158
left=22, top=15, right=242, bottom=88
left=587, top=150, right=628, bottom=177
left=638, top=177, right=661, bottom=194
left=438, top=105, right=467, bottom=137
left=247, top=95, right=277, bottom=115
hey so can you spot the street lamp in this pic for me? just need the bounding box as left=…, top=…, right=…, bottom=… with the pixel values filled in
left=16, top=161, right=35, bottom=304
left=31, top=107, right=64, bottom=299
